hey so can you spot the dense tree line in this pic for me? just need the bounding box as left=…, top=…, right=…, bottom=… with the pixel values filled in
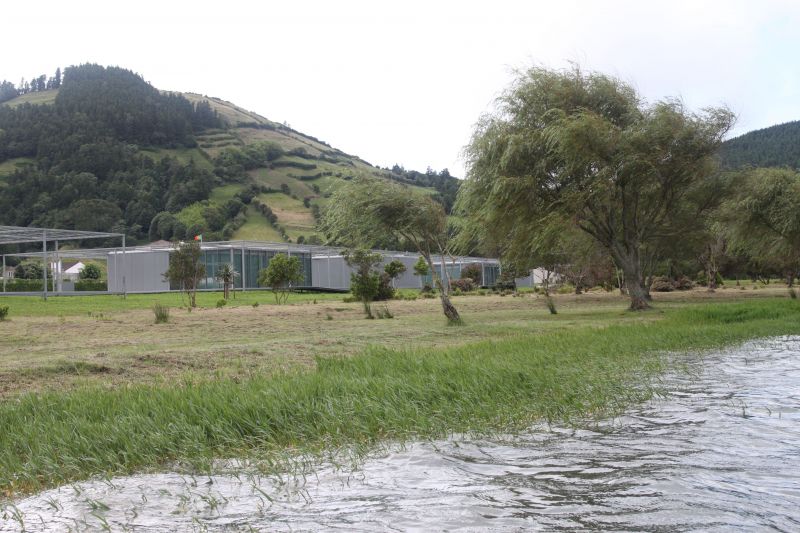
left=0, top=65, right=221, bottom=162
left=387, top=165, right=460, bottom=213
left=0, top=146, right=215, bottom=239
left=720, top=120, right=800, bottom=170
left=0, top=68, right=62, bottom=104
left=0, top=64, right=225, bottom=241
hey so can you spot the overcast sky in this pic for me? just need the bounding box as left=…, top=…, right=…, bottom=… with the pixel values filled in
left=4, top=0, right=799, bottom=176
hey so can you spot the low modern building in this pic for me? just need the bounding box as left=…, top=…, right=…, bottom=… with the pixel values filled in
left=106, top=240, right=504, bottom=293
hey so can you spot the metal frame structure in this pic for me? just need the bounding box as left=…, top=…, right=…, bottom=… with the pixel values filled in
left=0, top=225, right=126, bottom=299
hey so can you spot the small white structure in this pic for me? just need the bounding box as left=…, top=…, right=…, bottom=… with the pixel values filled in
left=62, top=261, right=86, bottom=281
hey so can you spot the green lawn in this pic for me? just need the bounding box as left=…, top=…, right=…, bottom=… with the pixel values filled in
left=209, top=184, right=244, bottom=203
left=231, top=208, right=284, bottom=241
left=0, top=290, right=343, bottom=317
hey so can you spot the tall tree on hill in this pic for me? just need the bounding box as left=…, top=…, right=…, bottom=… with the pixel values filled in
left=322, top=175, right=462, bottom=324
left=458, top=65, right=734, bottom=310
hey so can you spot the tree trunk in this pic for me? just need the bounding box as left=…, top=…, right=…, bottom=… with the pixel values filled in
left=626, top=278, right=650, bottom=310
left=424, top=252, right=461, bottom=323
left=613, top=249, right=650, bottom=311
left=707, top=265, right=718, bottom=292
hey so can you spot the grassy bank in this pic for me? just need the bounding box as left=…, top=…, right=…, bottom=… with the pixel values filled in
left=2, top=298, right=799, bottom=497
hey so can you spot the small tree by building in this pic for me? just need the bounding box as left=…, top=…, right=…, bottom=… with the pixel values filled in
left=163, top=241, right=205, bottom=308
left=215, top=263, right=238, bottom=300
left=257, top=253, right=303, bottom=304
left=79, top=263, right=102, bottom=280
left=343, top=249, right=383, bottom=318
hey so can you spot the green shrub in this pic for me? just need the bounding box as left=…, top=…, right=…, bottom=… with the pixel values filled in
left=4, top=279, right=54, bottom=292
left=78, top=264, right=102, bottom=280
left=216, top=299, right=227, bottom=308
left=545, top=296, right=557, bottom=315
left=0, top=305, right=9, bottom=321
left=152, top=304, right=170, bottom=324
left=74, top=280, right=107, bottom=292
left=252, top=302, right=260, bottom=308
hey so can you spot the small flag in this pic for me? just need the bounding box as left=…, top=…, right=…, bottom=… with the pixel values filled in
left=194, top=235, right=203, bottom=242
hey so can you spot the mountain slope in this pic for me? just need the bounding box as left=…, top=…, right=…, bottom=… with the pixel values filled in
left=0, top=64, right=459, bottom=246
left=720, top=120, right=800, bottom=170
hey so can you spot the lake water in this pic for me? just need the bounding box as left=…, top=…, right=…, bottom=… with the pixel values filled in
left=3, top=336, right=799, bottom=532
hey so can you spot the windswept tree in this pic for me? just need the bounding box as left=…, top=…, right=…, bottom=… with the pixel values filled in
left=722, top=168, right=800, bottom=286
left=163, top=241, right=204, bottom=307
left=322, top=176, right=462, bottom=323
left=257, top=253, right=304, bottom=304
left=458, top=65, right=734, bottom=310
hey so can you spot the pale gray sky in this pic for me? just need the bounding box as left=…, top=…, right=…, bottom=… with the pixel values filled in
left=5, top=0, right=800, bottom=176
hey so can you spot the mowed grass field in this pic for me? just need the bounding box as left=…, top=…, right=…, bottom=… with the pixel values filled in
left=0, top=286, right=793, bottom=398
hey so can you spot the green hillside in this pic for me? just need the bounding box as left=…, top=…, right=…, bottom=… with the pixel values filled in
left=720, top=120, right=800, bottom=170
left=0, top=64, right=460, bottom=246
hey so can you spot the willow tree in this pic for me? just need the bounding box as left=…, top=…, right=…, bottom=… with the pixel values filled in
left=722, top=168, right=800, bottom=286
left=322, top=176, right=461, bottom=323
left=458, top=66, right=734, bottom=310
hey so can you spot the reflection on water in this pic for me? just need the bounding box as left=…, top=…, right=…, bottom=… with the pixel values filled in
left=3, top=337, right=800, bottom=532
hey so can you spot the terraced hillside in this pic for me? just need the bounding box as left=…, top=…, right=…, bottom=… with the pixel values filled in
left=2, top=82, right=448, bottom=244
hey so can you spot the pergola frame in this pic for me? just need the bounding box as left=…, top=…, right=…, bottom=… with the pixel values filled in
left=0, top=225, right=126, bottom=299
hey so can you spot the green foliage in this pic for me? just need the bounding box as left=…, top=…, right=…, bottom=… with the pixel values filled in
left=0, top=305, right=8, bottom=321
left=162, top=241, right=204, bottom=307
left=722, top=168, right=800, bottom=274
left=0, top=64, right=218, bottom=240
left=257, top=253, right=304, bottom=304
left=459, top=65, right=734, bottom=310
left=343, top=249, right=383, bottom=317
left=74, top=280, right=107, bottom=292
left=720, top=120, right=800, bottom=170
left=78, top=263, right=102, bottom=280
left=384, top=260, right=407, bottom=280
left=413, top=256, right=429, bottom=277
left=3, top=279, right=54, bottom=292
left=15, top=261, right=44, bottom=280
left=215, top=263, right=238, bottom=300
left=152, top=304, right=170, bottom=324
left=216, top=299, right=227, bottom=308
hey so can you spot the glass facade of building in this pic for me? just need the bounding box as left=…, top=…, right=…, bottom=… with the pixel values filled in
left=169, top=248, right=313, bottom=290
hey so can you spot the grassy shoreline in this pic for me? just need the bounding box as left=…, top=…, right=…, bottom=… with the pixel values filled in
left=2, top=299, right=799, bottom=498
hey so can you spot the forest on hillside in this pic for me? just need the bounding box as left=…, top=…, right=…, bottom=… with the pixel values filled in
left=719, top=120, right=800, bottom=169
left=0, top=64, right=460, bottom=246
